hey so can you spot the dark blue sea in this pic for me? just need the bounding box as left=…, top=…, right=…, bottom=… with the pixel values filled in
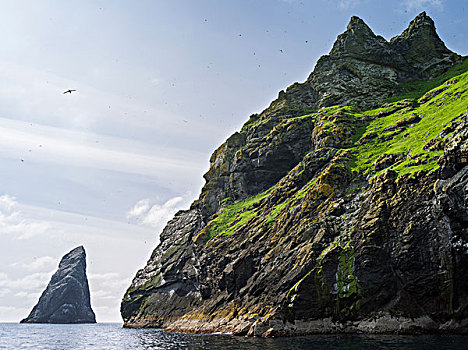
left=0, top=323, right=466, bottom=349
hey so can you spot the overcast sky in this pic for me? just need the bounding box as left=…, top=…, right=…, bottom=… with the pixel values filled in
left=0, top=0, right=466, bottom=322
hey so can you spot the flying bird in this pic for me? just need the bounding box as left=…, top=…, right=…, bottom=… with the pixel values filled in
left=63, top=89, right=76, bottom=94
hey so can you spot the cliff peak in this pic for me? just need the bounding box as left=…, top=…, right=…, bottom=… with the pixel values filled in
left=410, top=11, right=433, bottom=26
left=347, top=16, right=369, bottom=29
left=390, top=12, right=460, bottom=76
left=330, top=16, right=378, bottom=57
left=392, top=11, right=437, bottom=41
left=61, top=245, right=84, bottom=258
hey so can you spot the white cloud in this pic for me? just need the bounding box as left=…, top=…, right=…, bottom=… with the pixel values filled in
left=0, top=195, right=16, bottom=212
left=0, top=288, right=10, bottom=297
left=150, top=77, right=162, bottom=86
left=0, top=271, right=53, bottom=290
left=403, top=0, right=443, bottom=11
left=93, top=305, right=112, bottom=311
left=92, top=290, right=120, bottom=300
left=88, top=272, right=130, bottom=291
left=338, top=0, right=360, bottom=10
left=13, top=291, right=38, bottom=300
left=0, top=59, right=224, bottom=146
left=88, top=271, right=134, bottom=322
left=0, top=195, right=53, bottom=240
left=88, top=272, right=120, bottom=281
left=0, top=306, right=28, bottom=313
left=0, top=306, right=16, bottom=312
left=0, top=306, right=30, bottom=322
left=127, top=196, right=187, bottom=230
left=126, top=199, right=150, bottom=218
left=143, top=196, right=184, bottom=227
left=0, top=116, right=205, bottom=183
left=22, top=256, right=57, bottom=271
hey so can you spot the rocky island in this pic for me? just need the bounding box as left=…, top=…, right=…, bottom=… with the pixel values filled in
left=121, top=12, right=468, bottom=335
left=21, top=246, right=96, bottom=324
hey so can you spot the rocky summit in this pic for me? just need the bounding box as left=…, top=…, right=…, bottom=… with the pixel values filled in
left=121, top=13, right=468, bottom=336
left=21, top=246, right=96, bottom=324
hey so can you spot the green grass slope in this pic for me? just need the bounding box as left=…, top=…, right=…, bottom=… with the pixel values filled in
left=202, top=63, right=468, bottom=242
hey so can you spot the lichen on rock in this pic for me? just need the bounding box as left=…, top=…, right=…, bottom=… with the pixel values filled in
left=121, top=12, right=468, bottom=336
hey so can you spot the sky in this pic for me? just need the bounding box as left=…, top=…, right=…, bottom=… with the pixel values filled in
left=0, top=0, right=466, bottom=322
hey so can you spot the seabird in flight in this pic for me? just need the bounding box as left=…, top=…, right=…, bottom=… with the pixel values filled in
left=63, top=89, right=76, bottom=94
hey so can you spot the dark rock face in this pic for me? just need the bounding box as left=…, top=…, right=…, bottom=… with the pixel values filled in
left=197, top=116, right=314, bottom=218
left=21, top=246, right=96, bottom=324
left=390, top=12, right=459, bottom=78
left=195, top=12, right=460, bottom=219
left=120, top=209, right=204, bottom=326
left=121, top=13, right=468, bottom=335
left=298, top=12, right=459, bottom=110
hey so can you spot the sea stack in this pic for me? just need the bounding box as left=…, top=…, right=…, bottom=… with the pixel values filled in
left=21, top=246, right=96, bottom=324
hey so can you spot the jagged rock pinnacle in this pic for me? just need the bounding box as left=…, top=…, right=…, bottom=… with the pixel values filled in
left=346, top=16, right=371, bottom=30
left=390, top=11, right=460, bottom=76
left=20, top=246, right=96, bottom=324
left=277, top=11, right=460, bottom=112
left=411, top=11, right=432, bottom=26
left=330, top=16, right=377, bottom=57
left=392, top=11, right=438, bottom=43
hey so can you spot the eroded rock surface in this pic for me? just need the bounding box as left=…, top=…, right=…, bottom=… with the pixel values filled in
left=121, top=13, right=468, bottom=335
left=21, top=246, right=96, bottom=324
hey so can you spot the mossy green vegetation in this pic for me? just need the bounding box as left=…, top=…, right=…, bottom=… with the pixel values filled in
left=123, top=273, right=162, bottom=299
left=286, top=241, right=360, bottom=318
left=336, top=246, right=361, bottom=314
left=193, top=67, right=467, bottom=326
left=353, top=70, right=468, bottom=176
left=386, top=57, right=468, bottom=102
left=205, top=189, right=270, bottom=240
left=203, top=67, right=468, bottom=243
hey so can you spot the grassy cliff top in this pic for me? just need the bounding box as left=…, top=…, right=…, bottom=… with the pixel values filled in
left=202, top=60, right=468, bottom=242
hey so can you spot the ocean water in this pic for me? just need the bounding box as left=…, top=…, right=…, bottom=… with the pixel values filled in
left=0, top=323, right=466, bottom=350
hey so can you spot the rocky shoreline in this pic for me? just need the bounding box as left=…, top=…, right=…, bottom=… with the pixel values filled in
left=124, top=314, right=468, bottom=337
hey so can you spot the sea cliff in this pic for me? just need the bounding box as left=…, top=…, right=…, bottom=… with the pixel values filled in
left=121, top=12, right=468, bottom=336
